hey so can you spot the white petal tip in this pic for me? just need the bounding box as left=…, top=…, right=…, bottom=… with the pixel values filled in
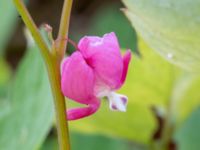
left=107, top=92, right=128, bottom=112
left=110, top=104, right=127, bottom=112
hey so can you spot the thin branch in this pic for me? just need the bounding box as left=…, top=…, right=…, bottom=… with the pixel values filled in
left=56, top=0, right=73, bottom=61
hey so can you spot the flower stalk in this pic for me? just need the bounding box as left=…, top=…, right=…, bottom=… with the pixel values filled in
left=13, top=0, right=72, bottom=150
left=56, top=0, right=73, bottom=62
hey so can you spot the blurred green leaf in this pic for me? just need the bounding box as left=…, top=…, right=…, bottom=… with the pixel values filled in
left=40, top=135, right=58, bottom=150
left=41, top=132, right=144, bottom=150
left=175, top=107, right=200, bottom=150
left=70, top=133, right=131, bottom=150
left=0, top=58, right=11, bottom=86
left=88, top=2, right=137, bottom=53
left=0, top=58, right=11, bottom=120
left=122, top=0, right=200, bottom=72
left=172, top=73, right=200, bottom=125
left=0, top=37, right=54, bottom=149
left=0, top=0, right=18, bottom=55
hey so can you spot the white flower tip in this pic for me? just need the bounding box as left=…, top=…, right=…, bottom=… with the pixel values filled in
left=108, top=92, right=128, bottom=112
left=111, top=104, right=126, bottom=112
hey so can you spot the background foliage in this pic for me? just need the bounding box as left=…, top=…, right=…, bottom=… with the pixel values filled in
left=0, top=0, right=200, bottom=150
left=122, top=0, right=200, bottom=72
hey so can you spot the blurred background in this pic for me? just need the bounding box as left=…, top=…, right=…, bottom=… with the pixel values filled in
left=1, top=0, right=200, bottom=150
left=1, top=0, right=139, bottom=150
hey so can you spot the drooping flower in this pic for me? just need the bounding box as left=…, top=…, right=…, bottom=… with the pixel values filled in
left=61, top=32, right=131, bottom=120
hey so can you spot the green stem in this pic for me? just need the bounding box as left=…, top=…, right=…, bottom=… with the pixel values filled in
left=13, top=1, right=71, bottom=150
left=48, top=57, right=71, bottom=150
left=56, top=0, right=73, bottom=61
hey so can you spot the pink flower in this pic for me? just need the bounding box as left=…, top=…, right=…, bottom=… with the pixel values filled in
left=61, top=32, right=131, bottom=121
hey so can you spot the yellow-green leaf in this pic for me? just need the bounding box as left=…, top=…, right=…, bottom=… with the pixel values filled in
left=122, top=0, right=200, bottom=72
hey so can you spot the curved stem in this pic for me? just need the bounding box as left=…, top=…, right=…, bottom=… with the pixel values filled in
left=13, top=0, right=71, bottom=150
left=56, top=0, right=73, bottom=61
left=48, top=56, right=71, bottom=150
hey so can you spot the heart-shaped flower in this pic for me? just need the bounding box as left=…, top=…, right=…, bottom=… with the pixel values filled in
left=61, top=32, right=131, bottom=120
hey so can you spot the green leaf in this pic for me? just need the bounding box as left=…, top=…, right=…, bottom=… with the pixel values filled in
left=41, top=132, right=145, bottom=150
left=0, top=58, right=11, bottom=98
left=0, top=0, right=18, bottom=55
left=0, top=58, right=11, bottom=120
left=0, top=58, right=11, bottom=86
left=0, top=37, right=54, bottom=149
left=175, top=107, right=200, bottom=150
left=71, top=133, right=129, bottom=150
left=40, top=135, right=58, bottom=150
left=122, top=0, right=200, bottom=72
left=172, top=73, right=200, bottom=125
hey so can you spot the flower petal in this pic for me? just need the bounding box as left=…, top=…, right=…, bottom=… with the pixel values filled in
left=78, top=32, right=120, bottom=58
left=107, top=92, right=128, bottom=112
left=78, top=32, right=124, bottom=90
left=91, top=49, right=123, bottom=89
left=67, top=97, right=100, bottom=120
left=61, top=51, right=95, bottom=104
left=120, top=49, right=132, bottom=85
left=61, top=56, right=71, bottom=76
left=78, top=36, right=102, bottom=55
left=103, top=32, right=121, bottom=50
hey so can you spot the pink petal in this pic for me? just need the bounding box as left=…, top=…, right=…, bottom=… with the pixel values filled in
left=61, top=56, right=71, bottom=76
left=67, top=97, right=100, bottom=120
left=78, top=32, right=121, bottom=59
left=61, top=51, right=95, bottom=104
left=103, top=32, right=121, bottom=50
left=91, top=50, right=123, bottom=89
left=120, top=49, right=132, bottom=85
left=78, top=32, right=124, bottom=90
left=78, top=36, right=102, bottom=55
